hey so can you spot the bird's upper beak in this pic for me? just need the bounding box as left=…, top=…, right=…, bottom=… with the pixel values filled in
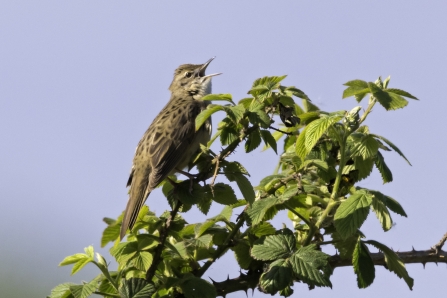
left=198, top=57, right=222, bottom=79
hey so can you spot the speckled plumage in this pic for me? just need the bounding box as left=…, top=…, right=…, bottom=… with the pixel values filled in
left=120, top=59, right=218, bottom=240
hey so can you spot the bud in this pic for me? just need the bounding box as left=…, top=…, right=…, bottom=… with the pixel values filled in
left=343, top=106, right=361, bottom=132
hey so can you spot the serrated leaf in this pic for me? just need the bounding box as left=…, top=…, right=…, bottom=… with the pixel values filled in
left=133, top=251, right=153, bottom=271
left=370, top=134, right=411, bottom=165
left=289, top=245, right=331, bottom=287
left=251, top=234, right=296, bottom=261
left=353, top=157, right=374, bottom=181
left=250, top=222, right=276, bottom=237
left=180, top=275, right=217, bottom=298
left=59, top=250, right=94, bottom=276
left=209, top=183, right=238, bottom=205
left=368, top=83, right=409, bottom=110
left=344, top=80, right=369, bottom=88
left=201, top=93, right=234, bottom=102
left=353, top=239, right=375, bottom=288
left=69, top=280, right=97, bottom=298
left=386, top=88, right=418, bottom=100
left=343, top=87, right=370, bottom=100
left=245, top=129, right=262, bottom=153
left=220, top=127, right=238, bottom=145
left=232, top=241, right=253, bottom=269
left=298, top=115, right=343, bottom=159
left=101, top=221, right=120, bottom=247
left=259, top=259, right=293, bottom=294
left=260, top=130, right=278, bottom=154
left=255, top=109, right=271, bottom=128
left=332, top=233, right=358, bottom=260
left=384, top=195, right=407, bottom=217
left=224, top=165, right=256, bottom=205
left=225, top=104, right=246, bottom=124
left=195, top=104, right=223, bottom=131
left=197, top=195, right=212, bottom=215
left=119, top=278, right=156, bottom=298
left=247, top=196, right=283, bottom=225
left=350, top=134, right=379, bottom=159
left=371, top=195, right=393, bottom=231
left=365, top=240, right=414, bottom=290
left=334, top=190, right=373, bottom=239
left=375, top=151, right=393, bottom=183
left=48, top=283, right=76, bottom=298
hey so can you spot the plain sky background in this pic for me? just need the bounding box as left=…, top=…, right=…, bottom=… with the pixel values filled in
left=1, top=1, right=446, bottom=297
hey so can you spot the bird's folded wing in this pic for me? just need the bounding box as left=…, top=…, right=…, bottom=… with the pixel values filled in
left=147, top=102, right=201, bottom=190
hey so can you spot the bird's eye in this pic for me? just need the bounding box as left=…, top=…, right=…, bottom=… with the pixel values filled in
left=184, top=72, right=192, bottom=78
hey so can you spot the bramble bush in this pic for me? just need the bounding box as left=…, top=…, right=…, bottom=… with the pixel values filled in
left=50, top=75, right=437, bottom=298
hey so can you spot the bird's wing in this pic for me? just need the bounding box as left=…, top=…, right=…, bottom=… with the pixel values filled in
left=147, top=99, right=202, bottom=190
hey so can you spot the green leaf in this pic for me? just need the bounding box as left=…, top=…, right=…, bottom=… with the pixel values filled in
left=255, top=109, right=271, bottom=128
left=297, top=114, right=343, bottom=159
left=334, top=189, right=373, bottom=239
left=350, top=134, right=379, bottom=159
left=365, top=240, right=414, bottom=290
left=133, top=251, right=153, bottom=271
left=344, top=80, right=369, bottom=88
left=48, top=283, right=76, bottom=298
left=343, top=87, right=370, bottom=100
left=371, top=194, right=393, bottom=231
left=384, top=195, right=407, bottom=217
left=59, top=247, right=95, bottom=275
left=353, top=157, right=374, bottom=181
left=208, top=183, right=238, bottom=205
left=119, top=278, right=156, bottom=298
left=232, top=241, right=253, bottom=269
left=386, top=88, right=418, bottom=100
left=332, top=233, right=358, bottom=260
left=375, top=151, right=393, bottom=183
left=201, top=93, right=234, bottom=102
left=220, top=127, right=238, bottom=145
left=250, top=222, right=276, bottom=237
left=260, top=130, right=278, bottom=154
left=251, top=233, right=296, bottom=261
left=69, top=279, right=97, bottom=298
left=167, top=180, right=205, bottom=205
left=247, top=196, right=283, bottom=225
left=368, top=82, right=409, bottom=110
left=224, top=163, right=256, bottom=205
left=180, top=275, right=217, bottom=298
left=195, top=104, right=223, bottom=131
left=370, top=134, right=411, bottom=165
left=259, top=259, right=293, bottom=294
left=225, top=104, right=246, bottom=124
left=353, top=239, right=375, bottom=288
left=101, top=218, right=120, bottom=247
left=289, top=245, right=332, bottom=287
left=245, top=129, right=262, bottom=153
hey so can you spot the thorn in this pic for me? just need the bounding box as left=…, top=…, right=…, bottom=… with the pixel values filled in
left=244, top=289, right=248, bottom=298
left=227, top=274, right=230, bottom=281
left=422, top=262, right=426, bottom=269
left=209, top=277, right=217, bottom=285
left=435, top=262, right=438, bottom=266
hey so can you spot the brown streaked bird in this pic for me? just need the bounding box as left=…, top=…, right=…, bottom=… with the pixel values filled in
left=120, top=58, right=221, bottom=240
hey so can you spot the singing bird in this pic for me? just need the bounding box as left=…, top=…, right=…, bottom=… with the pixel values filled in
left=120, top=58, right=221, bottom=240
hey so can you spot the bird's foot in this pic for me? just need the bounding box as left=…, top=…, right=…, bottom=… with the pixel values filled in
left=176, top=169, right=198, bottom=194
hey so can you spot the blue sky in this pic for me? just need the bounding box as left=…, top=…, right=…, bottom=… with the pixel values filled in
left=1, top=1, right=446, bottom=297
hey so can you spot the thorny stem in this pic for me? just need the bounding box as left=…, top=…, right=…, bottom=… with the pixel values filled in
left=196, top=217, right=246, bottom=277
left=146, top=201, right=182, bottom=282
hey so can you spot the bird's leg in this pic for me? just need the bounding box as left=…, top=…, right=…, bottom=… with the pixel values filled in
left=176, top=169, right=198, bottom=193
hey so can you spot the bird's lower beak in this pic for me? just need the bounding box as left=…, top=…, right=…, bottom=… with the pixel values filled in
left=198, top=57, right=219, bottom=77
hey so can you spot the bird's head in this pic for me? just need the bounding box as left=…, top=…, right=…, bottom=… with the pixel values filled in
left=169, top=57, right=221, bottom=99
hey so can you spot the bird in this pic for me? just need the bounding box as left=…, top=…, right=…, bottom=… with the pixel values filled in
left=120, top=57, right=221, bottom=240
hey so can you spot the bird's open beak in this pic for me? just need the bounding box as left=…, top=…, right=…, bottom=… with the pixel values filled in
left=198, top=57, right=222, bottom=78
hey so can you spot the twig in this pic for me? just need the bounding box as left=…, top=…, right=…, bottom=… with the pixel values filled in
left=146, top=201, right=182, bottom=282
left=431, top=231, right=447, bottom=255
left=269, top=125, right=294, bottom=135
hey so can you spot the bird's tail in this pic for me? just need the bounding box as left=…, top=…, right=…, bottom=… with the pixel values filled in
left=120, top=174, right=151, bottom=240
